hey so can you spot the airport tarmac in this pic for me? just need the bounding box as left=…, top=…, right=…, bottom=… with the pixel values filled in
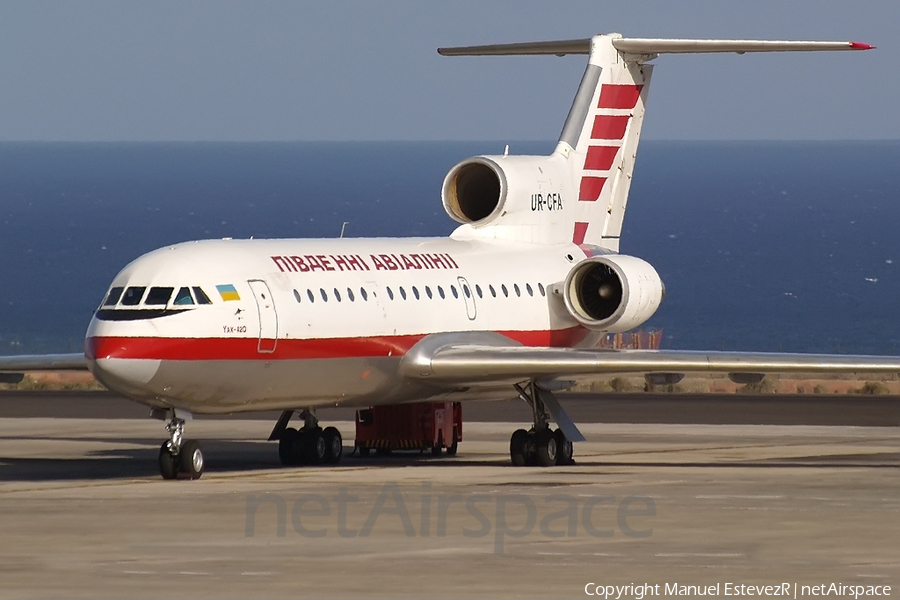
left=1, top=393, right=898, bottom=598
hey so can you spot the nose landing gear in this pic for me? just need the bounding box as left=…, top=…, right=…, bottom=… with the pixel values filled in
left=158, top=410, right=205, bottom=480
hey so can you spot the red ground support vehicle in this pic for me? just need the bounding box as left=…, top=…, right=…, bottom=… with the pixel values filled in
left=355, top=402, right=462, bottom=457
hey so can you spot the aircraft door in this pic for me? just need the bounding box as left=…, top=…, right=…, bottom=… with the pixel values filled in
left=248, top=279, right=278, bottom=353
left=457, top=276, right=477, bottom=320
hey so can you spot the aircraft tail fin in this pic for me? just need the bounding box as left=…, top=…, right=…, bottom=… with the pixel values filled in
left=440, top=35, right=871, bottom=251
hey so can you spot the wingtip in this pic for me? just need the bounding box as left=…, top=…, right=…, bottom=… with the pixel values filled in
left=850, top=41, right=876, bottom=50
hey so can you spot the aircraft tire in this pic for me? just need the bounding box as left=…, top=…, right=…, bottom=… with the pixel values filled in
left=159, top=443, right=179, bottom=480
left=555, top=429, right=574, bottom=465
left=179, top=440, right=204, bottom=479
left=322, top=427, right=343, bottom=464
left=510, top=429, right=529, bottom=466
left=307, top=430, right=327, bottom=464
left=279, top=428, right=298, bottom=466
left=535, top=429, right=557, bottom=467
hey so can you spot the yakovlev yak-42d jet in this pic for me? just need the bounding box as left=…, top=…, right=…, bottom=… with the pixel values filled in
left=2, top=34, right=896, bottom=480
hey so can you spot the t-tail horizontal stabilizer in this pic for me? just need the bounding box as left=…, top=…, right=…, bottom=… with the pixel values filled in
left=438, top=37, right=874, bottom=56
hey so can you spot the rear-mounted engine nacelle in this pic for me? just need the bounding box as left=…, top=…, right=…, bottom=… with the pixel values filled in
left=442, top=155, right=564, bottom=227
left=563, top=255, right=664, bottom=333
left=442, top=157, right=505, bottom=225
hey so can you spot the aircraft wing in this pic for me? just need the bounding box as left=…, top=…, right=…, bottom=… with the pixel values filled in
left=399, top=333, right=900, bottom=384
left=0, top=353, right=88, bottom=373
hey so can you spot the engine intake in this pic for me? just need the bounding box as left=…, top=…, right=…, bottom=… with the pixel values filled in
left=442, top=158, right=505, bottom=225
left=563, top=255, right=664, bottom=333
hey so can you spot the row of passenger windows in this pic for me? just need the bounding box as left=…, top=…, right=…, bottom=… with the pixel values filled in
left=102, top=286, right=212, bottom=308
left=292, top=282, right=547, bottom=304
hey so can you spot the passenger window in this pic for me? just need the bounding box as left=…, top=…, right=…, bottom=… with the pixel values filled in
left=293, top=289, right=301, bottom=303
left=399, top=287, right=407, bottom=300
left=475, top=284, right=483, bottom=299
left=193, top=287, right=212, bottom=305
left=174, top=287, right=195, bottom=306
left=360, top=287, right=368, bottom=301
left=438, top=286, right=446, bottom=299
left=412, top=286, right=420, bottom=300
left=320, top=288, right=328, bottom=302
left=334, top=288, right=342, bottom=302
left=121, top=286, right=146, bottom=306
left=463, top=284, right=471, bottom=298
left=526, top=283, right=534, bottom=297
left=347, top=288, right=355, bottom=302
left=513, top=284, right=521, bottom=297
left=489, top=285, right=496, bottom=298
left=387, top=287, right=394, bottom=300
left=538, top=283, right=546, bottom=297
left=103, top=287, right=124, bottom=306
left=501, top=284, right=508, bottom=297
left=425, top=286, right=433, bottom=299
left=307, top=289, right=315, bottom=303
left=451, top=285, right=459, bottom=299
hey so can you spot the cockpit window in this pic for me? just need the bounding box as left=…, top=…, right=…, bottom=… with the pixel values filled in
left=192, top=287, right=212, bottom=305
left=145, top=287, right=174, bottom=306
left=174, top=287, right=194, bottom=305
left=103, top=287, right=124, bottom=306
left=121, top=286, right=146, bottom=306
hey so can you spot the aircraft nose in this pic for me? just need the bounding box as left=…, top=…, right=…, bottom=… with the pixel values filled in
left=85, top=336, right=161, bottom=396
left=89, top=357, right=160, bottom=391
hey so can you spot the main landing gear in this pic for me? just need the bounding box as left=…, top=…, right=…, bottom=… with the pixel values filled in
left=158, top=410, right=205, bottom=480
left=272, top=409, right=343, bottom=466
left=509, top=381, right=576, bottom=467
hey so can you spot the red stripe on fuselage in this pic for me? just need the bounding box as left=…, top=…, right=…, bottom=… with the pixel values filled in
left=86, top=328, right=591, bottom=361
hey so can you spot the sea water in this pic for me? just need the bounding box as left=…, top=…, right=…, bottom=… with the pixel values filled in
left=0, top=140, right=897, bottom=355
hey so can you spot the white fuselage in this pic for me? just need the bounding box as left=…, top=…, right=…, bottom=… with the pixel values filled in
left=86, top=236, right=599, bottom=413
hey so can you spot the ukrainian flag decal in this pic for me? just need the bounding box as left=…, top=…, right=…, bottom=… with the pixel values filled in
left=216, top=284, right=241, bottom=302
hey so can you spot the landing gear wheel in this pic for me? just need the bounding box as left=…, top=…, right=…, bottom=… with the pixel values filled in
left=322, top=427, right=343, bottom=464
left=535, top=429, right=557, bottom=467
left=179, top=440, right=204, bottom=479
left=307, top=430, right=327, bottom=464
left=510, top=429, right=529, bottom=466
left=159, top=442, right=178, bottom=480
left=446, top=430, right=458, bottom=456
left=555, top=429, right=574, bottom=465
left=279, top=427, right=299, bottom=466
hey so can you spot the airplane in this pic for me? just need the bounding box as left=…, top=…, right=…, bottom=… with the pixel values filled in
left=2, top=33, right=897, bottom=480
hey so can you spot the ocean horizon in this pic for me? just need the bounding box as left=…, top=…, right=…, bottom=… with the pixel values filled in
left=1, top=140, right=898, bottom=355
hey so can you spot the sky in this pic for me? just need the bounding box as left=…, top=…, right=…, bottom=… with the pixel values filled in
left=0, top=1, right=897, bottom=142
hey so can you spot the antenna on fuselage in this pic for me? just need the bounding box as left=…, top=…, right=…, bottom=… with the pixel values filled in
left=340, top=221, right=349, bottom=238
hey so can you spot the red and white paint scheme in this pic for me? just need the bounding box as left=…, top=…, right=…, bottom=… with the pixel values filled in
left=3, top=33, right=894, bottom=479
